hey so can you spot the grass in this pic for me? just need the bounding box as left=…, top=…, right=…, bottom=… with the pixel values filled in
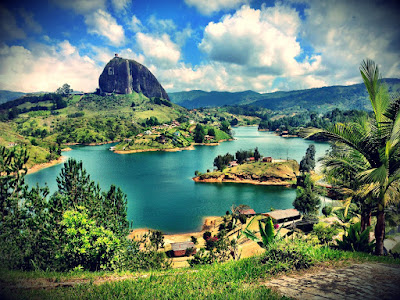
left=1, top=238, right=399, bottom=299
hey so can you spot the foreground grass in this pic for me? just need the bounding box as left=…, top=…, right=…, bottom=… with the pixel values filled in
left=1, top=239, right=399, bottom=300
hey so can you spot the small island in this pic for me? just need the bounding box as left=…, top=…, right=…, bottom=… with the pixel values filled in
left=113, top=121, right=233, bottom=154
left=193, top=149, right=299, bottom=186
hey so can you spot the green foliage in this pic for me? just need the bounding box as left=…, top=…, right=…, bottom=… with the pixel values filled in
left=56, top=208, right=122, bottom=271
left=220, top=120, right=231, bottom=134
left=336, top=222, right=375, bottom=253
left=0, top=149, right=170, bottom=272
left=293, top=174, right=320, bottom=215
left=207, top=127, right=215, bottom=136
left=191, top=236, right=198, bottom=245
left=213, top=152, right=234, bottom=171
left=148, top=230, right=165, bottom=250
left=299, top=144, right=315, bottom=172
left=242, top=217, right=280, bottom=248
left=56, top=83, right=73, bottom=96
left=194, top=123, right=205, bottom=143
left=312, top=223, right=339, bottom=244
left=235, top=149, right=254, bottom=164
left=322, top=205, right=333, bottom=217
left=145, top=116, right=159, bottom=126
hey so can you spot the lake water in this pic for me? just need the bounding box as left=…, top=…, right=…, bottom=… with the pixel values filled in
left=26, top=127, right=330, bottom=233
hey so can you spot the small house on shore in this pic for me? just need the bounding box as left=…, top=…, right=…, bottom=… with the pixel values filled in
left=262, top=209, right=300, bottom=224
left=171, top=242, right=196, bottom=257
left=263, top=157, right=272, bottom=162
left=238, top=208, right=256, bottom=216
left=228, top=161, right=238, bottom=167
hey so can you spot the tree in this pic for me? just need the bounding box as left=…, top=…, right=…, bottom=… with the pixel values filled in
left=207, top=128, right=216, bottom=137
left=254, top=147, right=261, bottom=161
left=194, top=124, right=205, bottom=143
left=304, top=59, right=400, bottom=255
left=293, top=174, right=320, bottom=215
left=56, top=83, right=73, bottom=95
left=220, top=120, right=230, bottom=134
left=299, top=145, right=316, bottom=173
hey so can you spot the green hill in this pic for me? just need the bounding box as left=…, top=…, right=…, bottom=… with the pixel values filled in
left=169, top=78, right=400, bottom=112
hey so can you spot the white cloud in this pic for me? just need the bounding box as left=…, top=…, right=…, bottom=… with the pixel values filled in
left=136, top=33, right=181, bottom=68
left=59, top=40, right=76, bottom=56
left=0, top=5, right=26, bottom=40
left=199, top=5, right=321, bottom=77
left=184, top=0, right=250, bottom=15
left=85, top=9, right=125, bottom=46
left=0, top=42, right=102, bottom=93
left=148, top=15, right=177, bottom=33
left=111, top=0, right=130, bottom=12
left=19, top=8, right=42, bottom=34
left=130, top=15, right=144, bottom=32
left=51, top=0, right=106, bottom=14
left=300, top=0, right=400, bottom=85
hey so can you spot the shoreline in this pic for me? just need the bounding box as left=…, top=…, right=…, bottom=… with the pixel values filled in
left=128, top=216, right=222, bottom=240
left=114, top=139, right=235, bottom=154
left=192, top=176, right=293, bottom=187
left=27, top=156, right=67, bottom=174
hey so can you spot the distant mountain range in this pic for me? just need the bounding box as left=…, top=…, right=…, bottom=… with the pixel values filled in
left=169, top=78, right=400, bottom=112
left=0, top=90, right=26, bottom=105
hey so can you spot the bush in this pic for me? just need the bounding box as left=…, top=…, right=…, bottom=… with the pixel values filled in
left=336, top=222, right=375, bottom=253
left=322, top=206, right=333, bottom=217
left=312, top=223, right=339, bottom=244
left=56, top=208, right=122, bottom=271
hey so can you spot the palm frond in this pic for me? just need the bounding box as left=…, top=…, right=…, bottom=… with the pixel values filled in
left=360, top=59, right=381, bottom=118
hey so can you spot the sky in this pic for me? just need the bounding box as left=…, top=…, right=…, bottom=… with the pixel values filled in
left=0, top=0, right=399, bottom=94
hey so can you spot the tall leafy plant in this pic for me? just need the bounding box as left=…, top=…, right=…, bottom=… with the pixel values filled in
left=304, top=59, right=400, bottom=255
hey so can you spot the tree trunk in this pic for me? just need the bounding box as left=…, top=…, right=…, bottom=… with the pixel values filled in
left=361, top=208, right=372, bottom=232
left=374, top=209, right=385, bottom=255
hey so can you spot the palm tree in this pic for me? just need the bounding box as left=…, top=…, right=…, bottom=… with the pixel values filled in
left=304, top=59, right=400, bottom=255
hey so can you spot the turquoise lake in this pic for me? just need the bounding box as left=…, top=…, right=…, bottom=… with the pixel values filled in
left=26, top=127, right=330, bottom=233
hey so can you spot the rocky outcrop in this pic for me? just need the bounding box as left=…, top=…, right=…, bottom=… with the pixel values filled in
left=99, top=56, right=170, bottom=100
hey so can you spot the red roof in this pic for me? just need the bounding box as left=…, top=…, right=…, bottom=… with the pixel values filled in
left=238, top=208, right=256, bottom=215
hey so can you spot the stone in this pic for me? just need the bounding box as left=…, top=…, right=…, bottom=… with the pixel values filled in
left=99, top=56, right=170, bottom=100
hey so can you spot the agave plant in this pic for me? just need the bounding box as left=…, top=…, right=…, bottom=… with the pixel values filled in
left=242, top=217, right=281, bottom=248
left=336, top=222, right=375, bottom=253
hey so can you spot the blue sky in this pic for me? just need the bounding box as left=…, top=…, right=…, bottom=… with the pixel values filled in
left=0, top=0, right=399, bottom=93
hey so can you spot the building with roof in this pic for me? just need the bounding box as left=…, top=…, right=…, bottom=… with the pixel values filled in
left=262, top=209, right=300, bottom=224
left=238, top=208, right=256, bottom=216
left=170, top=242, right=196, bottom=257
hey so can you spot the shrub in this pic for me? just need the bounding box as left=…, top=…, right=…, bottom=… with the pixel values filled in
left=336, top=222, right=375, bottom=253
left=312, top=223, right=339, bottom=244
left=203, top=231, right=211, bottom=241
left=322, top=206, right=333, bottom=217
left=56, top=208, right=122, bottom=271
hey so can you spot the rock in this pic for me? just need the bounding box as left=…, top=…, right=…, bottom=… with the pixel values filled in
left=99, top=56, right=170, bottom=100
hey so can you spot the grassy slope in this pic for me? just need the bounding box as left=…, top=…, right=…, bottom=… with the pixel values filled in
left=1, top=238, right=399, bottom=299
left=0, top=122, right=50, bottom=168
left=198, top=160, right=299, bottom=181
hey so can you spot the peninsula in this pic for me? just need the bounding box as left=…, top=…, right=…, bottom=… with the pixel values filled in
left=193, top=159, right=299, bottom=186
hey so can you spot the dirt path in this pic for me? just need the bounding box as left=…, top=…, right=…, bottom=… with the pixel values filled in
left=264, top=263, right=400, bottom=300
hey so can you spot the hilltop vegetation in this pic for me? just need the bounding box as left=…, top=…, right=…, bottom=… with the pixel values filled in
left=169, top=78, right=400, bottom=112
left=0, top=89, right=233, bottom=167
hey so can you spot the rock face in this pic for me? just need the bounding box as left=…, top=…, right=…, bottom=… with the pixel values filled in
left=99, top=57, right=170, bottom=100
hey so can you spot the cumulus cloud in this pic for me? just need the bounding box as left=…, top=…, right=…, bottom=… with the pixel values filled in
left=136, top=33, right=181, bottom=68
left=184, top=0, right=250, bottom=15
left=199, top=5, right=321, bottom=78
left=85, top=9, right=125, bottom=46
left=111, top=0, right=130, bottom=12
left=300, top=0, right=400, bottom=84
left=51, top=0, right=106, bottom=14
left=0, top=42, right=102, bottom=92
left=59, top=40, right=76, bottom=56
left=0, top=5, right=26, bottom=40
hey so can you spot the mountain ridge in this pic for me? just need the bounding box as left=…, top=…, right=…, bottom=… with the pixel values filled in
left=169, top=78, right=400, bottom=112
